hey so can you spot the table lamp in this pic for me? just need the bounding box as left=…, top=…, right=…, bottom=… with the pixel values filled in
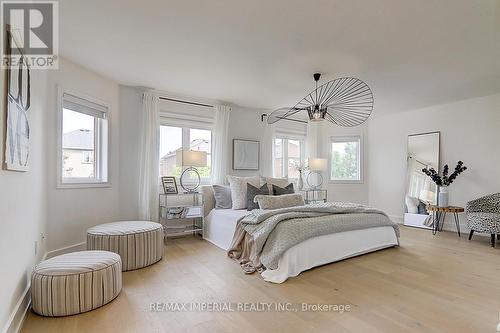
left=176, top=150, right=207, bottom=193
left=419, top=189, right=436, bottom=205
left=306, top=158, right=327, bottom=189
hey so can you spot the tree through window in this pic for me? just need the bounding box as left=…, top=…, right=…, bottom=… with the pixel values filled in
left=330, top=136, right=361, bottom=181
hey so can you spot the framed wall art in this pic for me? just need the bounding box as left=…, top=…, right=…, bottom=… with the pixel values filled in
left=233, top=139, right=259, bottom=170
left=4, top=28, right=31, bottom=171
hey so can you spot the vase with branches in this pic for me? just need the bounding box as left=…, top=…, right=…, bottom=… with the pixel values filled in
left=422, top=161, right=467, bottom=207
left=294, top=162, right=305, bottom=190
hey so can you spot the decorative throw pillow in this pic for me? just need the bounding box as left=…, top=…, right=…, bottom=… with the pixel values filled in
left=254, top=193, right=305, bottom=210
left=227, top=175, right=260, bottom=209
left=212, top=185, right=232, bottom=209
left=260, top=176, right=289, bottom=193
left=417, top=200, right=428, bottom=215
left=246, top=183, right=269, bottom=211
left=273, top=183, right=294, bottom=195
left=405, top=195, right=419, bottom=214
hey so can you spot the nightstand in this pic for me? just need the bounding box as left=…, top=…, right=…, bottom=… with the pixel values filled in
left=301, top=188, right=328, bottom=204
left=159, top=192, right=204, bottom=240
left=426, top=205, right=464, bottom=237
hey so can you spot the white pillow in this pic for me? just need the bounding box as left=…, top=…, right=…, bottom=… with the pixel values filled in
left=227, top=175, right=260, bottom=209
left=405, top=195, right=419, bottom=214
left=260, top=176, right=289, bottom=193
left=254, top=193, right=305, bottom=210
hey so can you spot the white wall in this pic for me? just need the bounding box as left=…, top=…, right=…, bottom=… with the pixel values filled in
left=227, top=106, right=268, bottom=178
left=367, top=93, right=500, bottom=230
left=318, top=121, right=369, bottom=204
left=45, top=58, right=121, bottom=251
left=1, top=58, right=122, bottom=332
left=0, top=69, right=49, bottom=333
left=118, top=86, right=143, bottom=219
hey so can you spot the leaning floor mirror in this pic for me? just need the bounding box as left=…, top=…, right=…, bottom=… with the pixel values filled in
left=404, top=132, right=440, bottom=229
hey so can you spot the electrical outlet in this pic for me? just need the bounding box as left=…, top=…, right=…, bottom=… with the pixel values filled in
left=40, top=232, right=46, bottom=242
left=34, top=240, right=38, bottom=255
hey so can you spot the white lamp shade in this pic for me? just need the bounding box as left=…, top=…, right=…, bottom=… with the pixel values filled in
left=308, top=158, right=327, bottom=171
left=176, top=150, right=207, bottom=167
left=419, top=189, right=436, bottom=203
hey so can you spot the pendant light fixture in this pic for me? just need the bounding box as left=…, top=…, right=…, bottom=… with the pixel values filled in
left=266, top=73, right=374, bottom=127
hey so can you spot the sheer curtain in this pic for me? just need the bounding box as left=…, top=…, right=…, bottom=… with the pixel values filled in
left=305, top=121, right=318, bottom=159
left=212, top=105, right=231, bottom=184
left=261, top=121, right=276, bottom=177
left=138, top=92, right=160, bottom=220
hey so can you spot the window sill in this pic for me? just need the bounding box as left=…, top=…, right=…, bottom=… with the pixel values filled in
left=329, top=179, right=364, bottom=185
left=57, top=181, right=111, bottom=189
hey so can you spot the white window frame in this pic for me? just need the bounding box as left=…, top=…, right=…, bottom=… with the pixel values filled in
left=329, top=135, right=363, bottom=184
left=159, top=121, right=214, bottom=185
left=57, top=87, right=111, bottom=188
left=273, top=135, right=305, bottom=180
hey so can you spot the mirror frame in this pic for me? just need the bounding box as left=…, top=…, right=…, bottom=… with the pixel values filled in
left=404, top=131, right=441, bottom=229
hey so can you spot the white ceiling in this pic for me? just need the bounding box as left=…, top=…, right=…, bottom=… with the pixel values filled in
left=60, top=0, right=500, bottom=114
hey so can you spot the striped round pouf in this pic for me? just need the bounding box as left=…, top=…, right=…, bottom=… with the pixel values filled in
left=87, top=221, right=163, bottom=271
left=31, top=251, right=122, bottom=317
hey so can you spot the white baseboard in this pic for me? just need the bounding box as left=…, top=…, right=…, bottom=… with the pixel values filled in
left=395, top=214, right=487, bottom=237
left=43, top=241, right=86, bottom=260
left=1, top=241, right=86, bottom=333
left=1, top=286, right=31, bottom=333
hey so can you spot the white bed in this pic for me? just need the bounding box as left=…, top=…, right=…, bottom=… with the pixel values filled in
left=261, top=226, right=398, bottom=283
left=204, top=208, right=249, bottom=250
left=200, top=186, right=399, bottom=283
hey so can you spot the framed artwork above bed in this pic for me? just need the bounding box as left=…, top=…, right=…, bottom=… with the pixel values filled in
left=233, top=139, right=259, bottom=170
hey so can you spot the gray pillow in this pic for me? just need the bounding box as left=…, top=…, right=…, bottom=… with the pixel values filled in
left=417, top=200, right=428, bottom=215
left=247, top=183, right=269, bottom=211
left=273, top=183, right=294, bottom=195
left=212, top=185, right=232, bottom=209
left=254, top=193, right=305, bottom=210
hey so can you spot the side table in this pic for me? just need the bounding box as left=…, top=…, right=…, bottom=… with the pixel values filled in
left=426, top=205, right=464, bottom=237
left=301, top=188, right=328, bottom=204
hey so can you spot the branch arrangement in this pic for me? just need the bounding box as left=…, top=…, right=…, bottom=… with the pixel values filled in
left=422, top=161, right=467, bottom=187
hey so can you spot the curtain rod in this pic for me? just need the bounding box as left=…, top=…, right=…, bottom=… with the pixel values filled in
left=159, top=96, right=213, bottom=108
left=260, top=113, right=308, bottom=124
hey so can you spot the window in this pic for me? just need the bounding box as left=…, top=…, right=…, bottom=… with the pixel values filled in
left=159, top=126, right=212, bottom=180
left=330, top=136, right=362, bottom=182
left=59, top=91, right=109, bottom=186
left=82, top=151, right=94, bottom=164
left=274, top=137, right=303, bottom=179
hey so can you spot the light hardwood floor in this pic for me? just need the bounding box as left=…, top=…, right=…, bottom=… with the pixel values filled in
left=21, top=226, right=500, bottom=333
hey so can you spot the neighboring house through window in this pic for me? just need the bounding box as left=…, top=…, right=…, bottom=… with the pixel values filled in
left=58, top=90, right=109, bottom=187
left=274, top=137, right=303, bottom=179
left=159, top=126, right=212, bottom=181
left=83, top=151, right=94, bottom=164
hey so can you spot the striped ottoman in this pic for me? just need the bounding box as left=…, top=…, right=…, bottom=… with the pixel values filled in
left=31, top=251, right=122, bottom=317
left=87, top=221, right=163, bottom=271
